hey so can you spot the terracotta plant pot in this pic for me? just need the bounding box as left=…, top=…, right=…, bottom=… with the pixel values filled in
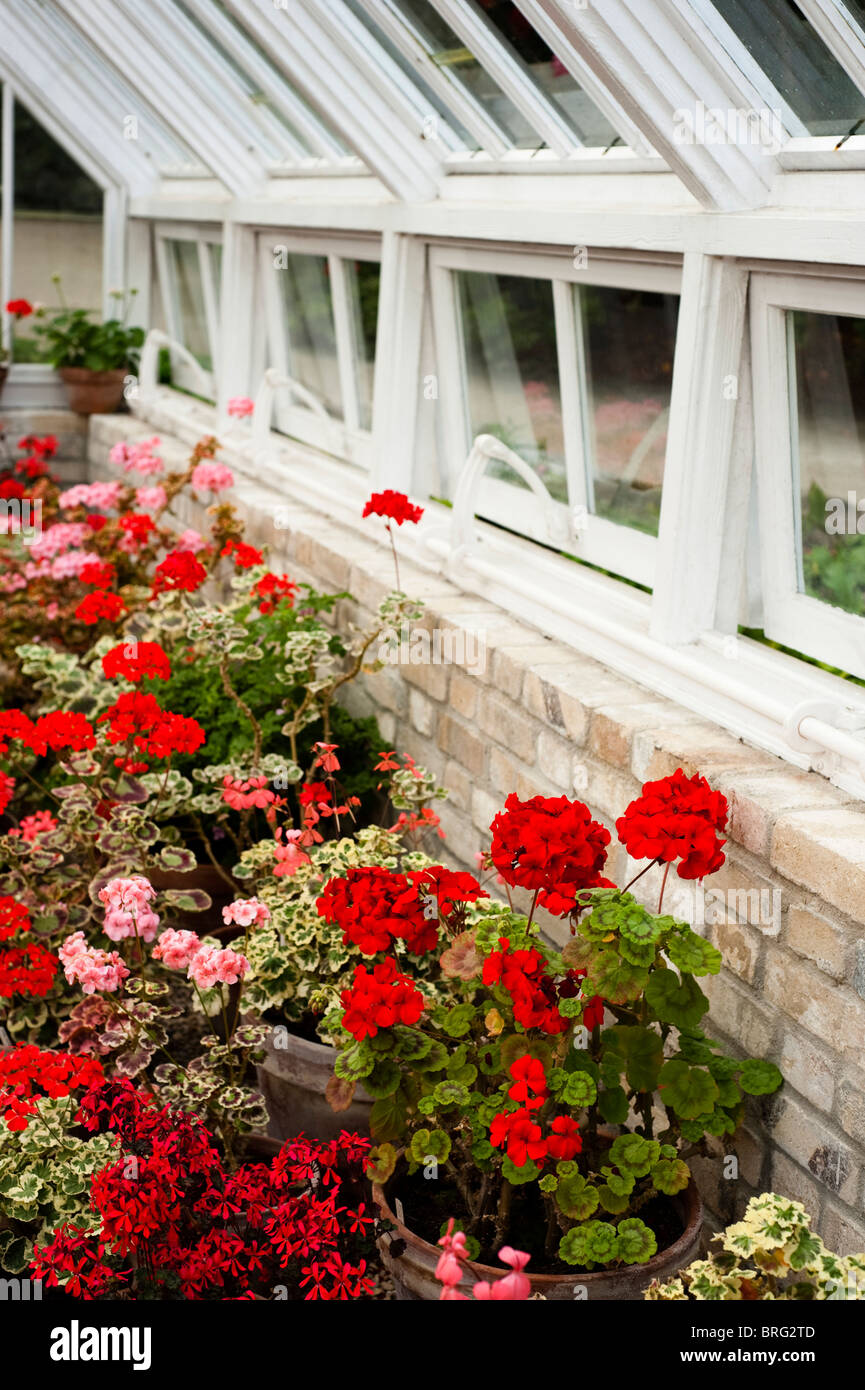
left=256, top=1025, right=372, bottom=1142
left=58, top=366, right=127, bottom=414
left=372, top=1179, right=703, bottom=1301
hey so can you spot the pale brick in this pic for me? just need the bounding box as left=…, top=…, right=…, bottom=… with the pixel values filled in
left=488, top=747, right=522, bottom=797
left=779, top=1029, right=837, bottom=1112
left=763, top=952, right=865, bottom=1058
left=377, top=711, right=395, bottom=745
left=768, top=1093, right=858, bottom=1203
left=819, top=1202, right=865, bottom=1257
left=769, top=1151, right=825, bottom=1217
left=409, top=688, right=436, bottom=739
left=439, top=714, right=486, bottom=777
left=582, top=761, right=641, bottom=824
left=732, top=1128, right=766, bottom=1188
left=706, top=858, right=783, bottom=934
left=443, top=760, right=472, bottom=812
left=702, top=970, right=778, bottom=1057
left=716, top=772, right=849, bottom=858
left=836, top=1065, right=865, bottom=1148
left=448, top=669, right=478, bottom=720
left=590, top=700, right=688, bottom=771
left=787, top=903, right=850, bottom=982
left=471, top=787, right=500, bottom=837
left=401, top=656, right=449, bottom=702
left=491, top=644, right=555, bottom=701
left=362, top=667, right=408, bottom=717
left=537, top=729, right=574, bottom=790
left=771, top=808, right=865, bottom=927
left=709, top=916, right=763, bottom=984
left=632, top=722, right=778, bottom=784
left=477, top=691, right=537, bottom=764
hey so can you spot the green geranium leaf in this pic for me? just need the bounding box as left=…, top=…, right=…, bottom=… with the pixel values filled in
left=370, top=1090, right=408, bottom=1142
left=441, top=1003, right=475, bottom=1038
left=365, top=1142, right=397, bottom=1184
left=597, top=1085, right=629, bottom=1125
left=645, top=968, right=709, bottom=1029
left=559, top=1221, right=619, bottom=1269
left=598, top=1184, right=630, bottom=1214
left=739, top=1060, right=783, bottom=1096
left=667, top=930, right=723, bottom=976
left=617, top=1217, right=658, bottom=1265
left=433, top=1081, right=470, bottom=1108
left=651, top=1158, right=691, bottom=1195
left=555, top=1171, right=600, bottom=1220
left=364, top=1058, right=402, bottom=1098
left=658, top=1060, right=720, bottom=1118
left=539, top=1174, right=558, bottom=1193
left=409, top=1128, right=452, bottom=1165
left=584, top=951, right=649, bottom=1005
left=562, top=1071, right=597, bottom=1107
left=605, top=1025, right=664, bottom=1094
left=609, top=1134, right=660, bottom=1179
left=619, top=904, right=665, bottom=946
left=502, top=1157, right=540, bottom=1186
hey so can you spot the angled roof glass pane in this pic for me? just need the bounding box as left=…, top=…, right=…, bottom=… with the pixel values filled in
left=387, top=0, right=545, bottom=147
left=470, top=1, right=619, bottom=146
left=709, top=0, right=865, bottom=136
left=29, top=0, right=204, bottom=172
left=343, top=0, right=482, bottom=149
left=172, top=0, right=316, bottom=156
left=204, top=0, right=353, bottom=155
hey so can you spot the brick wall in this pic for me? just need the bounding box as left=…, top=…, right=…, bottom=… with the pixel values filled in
left=89, top=413, right=865, bottom=1254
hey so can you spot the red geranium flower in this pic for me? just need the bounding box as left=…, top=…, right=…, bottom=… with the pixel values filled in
left=490, top=793, right=610, bottom=895
left=119, top=512, right=156, bottom=546
left=0, top=772, right=14, bottom=817
left=489, top=1109, right=547, bottom=1168
left=253, top=571, right=298, bottom=615
left=362, top=490, right=424, bottom=526
left=339, top=957, right=424, bottom=1040
left=616, top=769, right=728, bottom=880
left=151, top=550, right=207, bottom=597
left=221, top=539, right=263, bottom=569
left=546, top=1115, right=582, bottom=1161
left=75, top=590, right=127, bottom=625
left=79, top=559, right=116, bottom=588
left=25, top=711, right=96, bottom=756
left=102, top=641, right=171, bottom=683
left=6, top=298, right=33, bottom=317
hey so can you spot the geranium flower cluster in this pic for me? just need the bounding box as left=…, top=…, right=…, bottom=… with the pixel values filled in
left=151, top=548, right=208, bottom=597
left=436, top=1220, right=531, bottom=1301
left=222, top=898, right=271, bottom=928
left=615, top=768, right=728, bottom=880
left=362, top=490, right=424, bottom=526
left=97, top=691, right=206, bottom=759
left=317, top=864, right=486, bottom=958
left=483, top=936, right=602, bottom=1035
left=32, top=1084, right=376, bottom=1301
left=98, top=875, right=160, bottom=944
left=0, top=896, right=58, bottom=1001
left=101, top=640, right=171, bottom=683
left=252, top=571, right=298, bottom=615
left=340, top=957, right=425, bottom=1040
left=151, top=927, right=250, bottom=991
left=0, top=1043, right=104, bottom=1133
left=490, top=793, right=612, bottom=906
left=488, top=1055, right=582, bottom=1170
left=109, top=436, right=164, bottom=475
left=59, top=933, right=130, bottom=995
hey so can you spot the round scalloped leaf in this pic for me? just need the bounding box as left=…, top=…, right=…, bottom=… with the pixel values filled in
left=559, top=1221, right=618, bottom=1268
left=583, top=951, right=649, bottom=1005
left=441, top=1003, right=475, bottom=1038
left=561, top=1070, right=597, bottom=1107
left=365, top=1142, right=398, bottom=1185
left=645, top=968, right=709, bottom=1029
left=597, top=1085, right=629, bottom=1125
left=433, top=1080, right=471, bottom=1108
left=619, top=937, right=657, bottom=968
left=335, top=1042, right=376, bottom=1081
left=392, top=1027, right=433, bottom=1062
left=555, top=1171, right=600, bottom=1220
left=500, top=1035, right=553, bottom=1070
left=599, top=1165, right=635, bottom=1197
left=562, top=935, right=603, bottom=971
left=364, top=1058, right=402, bottom=1098
left=667, top=930, right=723, bottom=976
left=597, top=1184, right=630, bottom=1214
left=739, top=1059, right=783, bottom=1096
left=539, top=1174, right=558, bottom=1193
left=557, top=995, right=583, bottom=1019
left=370, top=1091, right=408, bottom=1142
left=414, top=1040, right=449, bottom=1074
left=408, top=1128, right=452, bottom=1165
left=502, top=1156, right=540, bottom=1185
left=616, top=1217, right=658, bottom=1265
left=658, top=1060, right=720, bottom=1118
left=619, top=905, right=665, bottom=946
left=651, top=1157, right=691, bottom=1195
left=609, top=1133, right=661, bottom=1178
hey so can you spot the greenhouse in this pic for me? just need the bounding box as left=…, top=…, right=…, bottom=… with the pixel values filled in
left=1, top=0, right=865, bottom=1336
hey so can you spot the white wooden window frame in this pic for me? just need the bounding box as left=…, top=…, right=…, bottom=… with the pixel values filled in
left=154, top=221, right=222, bottom=400
left=429, top=242, right=681, bottom=588
left=257, top=231, right=382, bottom=469
left=751, top=267, right=865, bottom=680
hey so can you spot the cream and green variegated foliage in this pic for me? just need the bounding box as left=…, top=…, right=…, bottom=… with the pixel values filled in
left=236, top=825, right=453, bottom=1045
left=0, top=1098, right=116, bottom=1274
left=647, top=1193, right=865, bottom=1300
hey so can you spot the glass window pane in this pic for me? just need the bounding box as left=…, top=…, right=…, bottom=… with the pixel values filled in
left=580, top=285, right=678, bottom=537
left=710, top=0, right=865, bottom=136
left=471, top=1, right=619, bottom=146
left=456, top=270, right=566, bottom=502
left=791, top=308, right=865, bottom=617
left=167, top=240, right=212, bottom=370
left=278, top=254, right=343, bottom=419
left=345, top=259, right=380, bottom=432
left=209, top=243, right=223, bottom=315
left=5, top=101, right=103, bottom=363
left=391, top=0, right=543, bottom=148
left=343, top=0, right=480, bottom=149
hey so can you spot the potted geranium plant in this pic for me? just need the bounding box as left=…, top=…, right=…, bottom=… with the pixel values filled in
left=31, top=279, right=143, bottom=414
left=323, top=773, right=783, bottom=1301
